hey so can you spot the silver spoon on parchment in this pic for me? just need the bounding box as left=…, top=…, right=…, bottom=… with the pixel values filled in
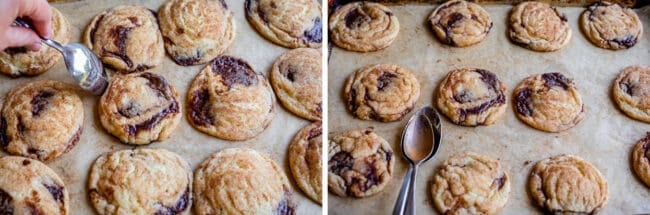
left=393, top=106, right=442, bottom=215
left=13, top=18, right=108, bottom=95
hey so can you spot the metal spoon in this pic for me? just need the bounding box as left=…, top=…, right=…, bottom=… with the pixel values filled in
left=393, top=106, right=442, bottom=215
left=13, top=18, right=108, bottom=95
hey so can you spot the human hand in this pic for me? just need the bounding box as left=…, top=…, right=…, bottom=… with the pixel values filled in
left=0, top=0, right=53, bottom=51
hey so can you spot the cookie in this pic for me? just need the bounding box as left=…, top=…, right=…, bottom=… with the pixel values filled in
left=431, top=152, right=510, bottom=215
left=428, top=0, right=493, bottom=47
left=270, top=48, right=322, bottom=121
left=632, top=133, right=650, bottom=187
left=529, top=154, right=608, bottom=214
left=98, top=72, right=181, bottom=145
left=436, top=68, right=507, bottom=126
left=509, top=1, right=572, bottom=52
left=329, top=2, right=400, bottom=52
left=245, top=0, right=322, bottom=49
left=159, top=0, right=236, bottom=66
left=613, top=65, right=650, bottom=122
left=1, top=80, right=83, bottom=161
left=0, top=7, right=71, bottom=77
left=328, top=128, right=394, bottom=198
left=187, top=56, right=275, bottom=141
left=88, top=148, right=191, bottom=215
left=513, top=73, right=584, bottom=132
left=344, top=64, right=420, bottom=122
left=0, top=156, right=69, bottom=214
left=289, top=121, right=322, bottom=204
left=85, top=5, right=164, bottom=73
left=581, top=1, right=643, bottom=50
left=194, top=148, right=295, bottom=214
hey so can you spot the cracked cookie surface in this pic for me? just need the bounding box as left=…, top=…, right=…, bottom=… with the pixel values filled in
left=613, top=65, right=650, bottom=122
left=431, top=152, right=510, bottom=215
left=270, top=48, right=322, bottom=121
left=289, top=121, right=322, bottom=204
left=436, top=68, right=507, bottom=126
left=328, top=128, right=394, bottom=198
left=329, top=2, right=399, bottom=52
left=632, top=133, right=650, bottom=188
left=245, top=0, right=322, bottom=48
left=509, top=1, right=572, bottom=52
left=428, top=0, right=492, bottom=47
left=1, top=80, right=83, bottom=161
left=345, top=64, right=420, bottom=122
left=581, top=1, right=642, bottom=50
left=88, top=148, right=191, bottom=215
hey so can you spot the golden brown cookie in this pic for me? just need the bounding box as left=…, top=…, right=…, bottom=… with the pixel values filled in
left=84, top=5, right=164, bottom=73
left=344, top=64, right=420, bottom=122
left=431, top=152, right=510, bottom=215
left=529, top=154, right=608, bottom=214
left=98, top=72, right=181, bottom=145
left=329, top=2, right=399, bottom=52
left=289, top=121, right=322, bottom=204
left=436, top=68, right=507, bottom=126
left=328, top=128, right=394, bottom=198
left=187, top=56, right=275, bottom=141
left=581, top=1, right=643, bottom=50
left=88, top=148, right=191, bottom=215
left=245, top=0, right=322, bottom=48
left=0, top=7, right=71, bottom=77
left=159, top=0, right=236, bottom=66
left=513, top=73, right=584, bottom=132
left=613, top=65, right=650, bottom=123
left=0, top=156, right=69, bottom=214
left=509, top=1, right=572, bottom=52
left=194, top=148, right=296, bottom=214
left=270, top=48, right=322, bottom=121
left=1, top=80, right=83, bottom=161
left=428, top=0, right=493, bottom=47
left=632, top=132, right=650, bottom=188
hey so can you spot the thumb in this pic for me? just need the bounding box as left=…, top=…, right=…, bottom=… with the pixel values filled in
left=2, top=26, right=42, bottom=51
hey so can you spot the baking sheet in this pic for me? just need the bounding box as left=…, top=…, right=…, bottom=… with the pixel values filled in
left=328, top=3, right=650, bottom=214
left=0, top=0, right=322, bottom=214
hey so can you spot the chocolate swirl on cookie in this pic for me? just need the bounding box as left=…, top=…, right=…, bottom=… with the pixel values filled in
left=509, top=1, right=571, bottom=52
left=581, top=1, right=642, bottom=50
left=329, top=2, right=399, bottom=52
left=245, top=0, right=322, bottom=48
left=0, top=189, right=12, bottom=214
left=613, top=65, right=650, bottom=123
left=428, top=0, right=493, bottom=47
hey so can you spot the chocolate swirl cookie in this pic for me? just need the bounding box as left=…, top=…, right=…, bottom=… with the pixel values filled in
left=329, top=2, right=399, bottom=52
left=581, top=1, right=643, bottom=50
left=345, top=64, right=420, bottom=122
left=529, top=154, right=608, bottom=214
left=431, top=152, right=511, bottom=215
left=1, top=80, right=83, bottom=161
left=428, top=0, right=493, bottom=47
left=245, top=0, right=322, bottom=48
left=85, top=5, right=164, bottom=73
left=289, top=121, right=322, bottom=204
left=159, top=0, right=235, bottom=66
left=0, top=7, right=71, bottom=77
left=270, top=48, right=322, bottom=121
left=98, top=72, right=181, bottom=145
left=632, top=132, right=650, bottom=187
left=509, top=1, right=572, bottom=52
left=436, top=68, right=507, bottom=126
left=89, top=148, right=191, bottom=215
left=613, top=65, right=650, bottom=123
left=194, top=148, right=296, bottom=214
left=513, top=73, right=584, bottom=132
left=328, top=129, right=394, bottom=198
left=187, top=56, right=275, bottom=141
left=0, top=156, right=69, bottom=214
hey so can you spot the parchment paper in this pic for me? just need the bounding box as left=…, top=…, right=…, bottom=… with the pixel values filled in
left=328, top=4, right=650, bottom=214
left=0, top=0, right=322, bottom=214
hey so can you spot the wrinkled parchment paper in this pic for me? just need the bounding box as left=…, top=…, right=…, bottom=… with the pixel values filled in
left=328, top=3, right=650, bottom=214
left=0, top=0, right=322, bottom=214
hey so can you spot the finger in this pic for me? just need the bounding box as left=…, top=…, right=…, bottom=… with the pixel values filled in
left=18, top=0, right=52, bottom=38
left=2, top=26, right=41, bottom=50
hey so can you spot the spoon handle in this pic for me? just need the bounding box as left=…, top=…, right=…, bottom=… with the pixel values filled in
left=393, top=164, right=416, bottom=215
left=13, top=18, right=64, bottom=52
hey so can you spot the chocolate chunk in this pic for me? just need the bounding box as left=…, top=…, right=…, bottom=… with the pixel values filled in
left=0, top=189, right=13, bottom=214
left=307, top=125, right=322, bottom=140
left=211, top=56, right=258, bottom=88
left=446, top=12, right=465, bottom=27
left=377, top=72, right=397, bottom=91
left=542, top=73, right=571, bottom=90
left=90, top=15, right=106, bottom=45
left=457, top=93, right=505, bottom=121
left=175, top=27, right=184, bottom=34
left=154, top=188, right=189, bottom=215
left=108, top=26, right=135, bottom=69
left=31, top=90, right=55, bottom=116
left=0, top=117, right=8, bottom=149
left=329, top=151, right=354, bottom=175
left=515, top=89, right=533, bottom=116
left=218, top=0, right=228, bottom=9
left=303, top=17, right=322, bottom=43
left=344, top=8, right=369, bottom=29
left=620, top=80, right=635, bottom=96
left=455, top=70, right=506, bottom=121
left=358, top=162, right=379, bottom=192
left=476, top=69, right=499, bottom=91
left=43, top=183, right=64, bottom=204
left=611, top=35, right=637, bottom=48
left=190, top=90, right=214, bottom=126
left=4, top=47, right=28, bottom=56
left=285, top=67, right=297, bottom=82
left=275, top=191, right=296, bottom=215
left=470, top=14, right=478, bottom=21
left=22, top=159, right=30, bottom=166
left=128, top=17, right=138, bottom=24
left=126, top=101, right=179, bottom=137
left=384, top=150, right=392, bottom=163
left=493, top=175, right=506, bottom=189
left=385, top=11, right=393, bottom=16
left=347, top=88, right=359, bottom=113
left=172, top=51, right=202, bottom=66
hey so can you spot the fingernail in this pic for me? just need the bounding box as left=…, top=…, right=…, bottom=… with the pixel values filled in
left=32, top=42, right=42, bottom=51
